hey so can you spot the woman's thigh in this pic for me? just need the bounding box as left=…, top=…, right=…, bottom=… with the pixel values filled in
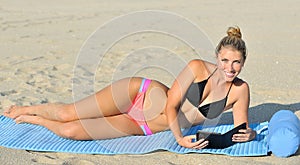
left=73, top=77, right=143, bottom=119
left=79, top=114, right=144, bottom=140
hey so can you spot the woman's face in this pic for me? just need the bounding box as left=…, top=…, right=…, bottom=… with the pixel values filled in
left=217, top=47, right=245, bottom=82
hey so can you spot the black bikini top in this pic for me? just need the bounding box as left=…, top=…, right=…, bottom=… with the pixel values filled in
left=185, top=69, right=233, bottom=119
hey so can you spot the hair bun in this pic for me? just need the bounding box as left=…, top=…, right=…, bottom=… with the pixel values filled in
left=227, top=26, right=242, bottom=39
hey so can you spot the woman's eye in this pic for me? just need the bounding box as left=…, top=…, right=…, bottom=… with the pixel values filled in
left=234, top=60, right=242, bottom=64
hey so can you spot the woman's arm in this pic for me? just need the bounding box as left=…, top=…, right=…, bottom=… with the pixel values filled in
left=166, top=60, right=208, bottom=148
left=231, top=81, right=256, bottom=142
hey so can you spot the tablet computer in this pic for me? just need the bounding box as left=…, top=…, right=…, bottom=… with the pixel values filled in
left=196, top=122, right=246, bottom=149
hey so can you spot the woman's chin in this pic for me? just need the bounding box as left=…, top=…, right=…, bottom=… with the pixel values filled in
left=225, top=76, right=235, bottom=82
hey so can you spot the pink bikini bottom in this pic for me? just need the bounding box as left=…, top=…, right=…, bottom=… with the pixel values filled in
left=127, top=78, right=153, bottom=136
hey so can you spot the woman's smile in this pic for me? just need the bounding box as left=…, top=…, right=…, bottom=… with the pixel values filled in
left=225, top=71, right=235, bottom=78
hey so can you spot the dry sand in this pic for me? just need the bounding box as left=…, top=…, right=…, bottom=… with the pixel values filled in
left=0, top=0, right=300, bottom=164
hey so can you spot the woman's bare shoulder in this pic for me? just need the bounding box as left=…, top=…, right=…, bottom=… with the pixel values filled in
left=187, top=59, right=215, bottom=74
left=233, top=77, right=250, bottom=93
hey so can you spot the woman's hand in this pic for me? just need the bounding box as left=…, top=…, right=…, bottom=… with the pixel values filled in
left=177, top=135, right=209, bottom=149
left=232, top=128, right=256, bottom=142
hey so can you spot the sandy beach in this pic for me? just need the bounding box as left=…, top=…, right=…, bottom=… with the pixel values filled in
left=1, top=0, right=300, bottom=164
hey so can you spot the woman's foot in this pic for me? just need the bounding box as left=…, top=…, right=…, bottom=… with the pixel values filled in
left=4, top=105, right=32, bottom=119
left=3, top=103, right=75, bottom=122
left=14, top=115, right=42, bottom=125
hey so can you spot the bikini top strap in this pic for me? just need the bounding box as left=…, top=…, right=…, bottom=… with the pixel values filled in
left=207, top=68, right=218, bottom=80
left=226, top=82, right=234, bottom=97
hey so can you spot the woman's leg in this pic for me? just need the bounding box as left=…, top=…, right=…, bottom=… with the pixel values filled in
left=74, top=77, right=142, bottom=120
left=4, top=78, right=143, bottom=122
left=14, top=113, right=144, bottom=140
left=4, top=104, right=72, bottom=122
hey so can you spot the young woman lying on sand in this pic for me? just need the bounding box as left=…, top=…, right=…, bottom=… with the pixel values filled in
left=4, top=26, right=256, bottom=149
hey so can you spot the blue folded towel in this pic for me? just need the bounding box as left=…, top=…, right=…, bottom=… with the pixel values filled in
left=0, top=115, right=268, bottom=156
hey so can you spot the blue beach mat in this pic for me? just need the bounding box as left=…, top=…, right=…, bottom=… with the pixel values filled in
left=0, top=115, right=268, bottom=156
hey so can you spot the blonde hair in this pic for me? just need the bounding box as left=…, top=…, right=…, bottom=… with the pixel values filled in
left=215, top=26, right=247, bottom=60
